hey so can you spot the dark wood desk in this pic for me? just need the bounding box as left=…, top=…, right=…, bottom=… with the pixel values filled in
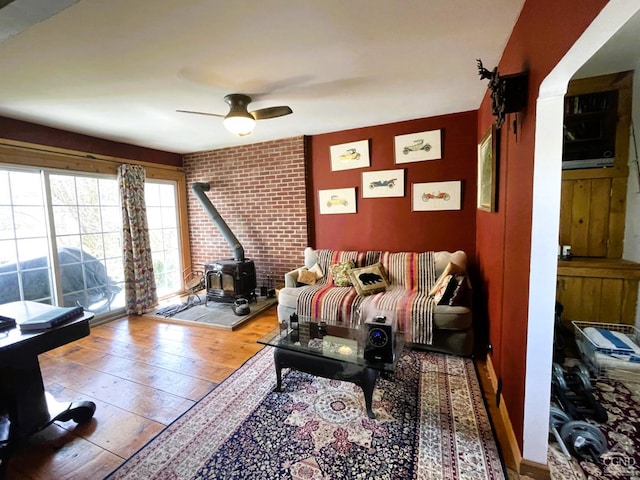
left=0, top=302, right=96, bottom=441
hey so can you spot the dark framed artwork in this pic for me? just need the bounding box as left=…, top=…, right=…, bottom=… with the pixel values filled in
left=477, top=124, right=498, bottom=212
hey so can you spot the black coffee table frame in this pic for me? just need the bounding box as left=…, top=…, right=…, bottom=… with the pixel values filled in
left=259, top=320, right=402, bottom=420
left=273, top=347, right=380, bottom=418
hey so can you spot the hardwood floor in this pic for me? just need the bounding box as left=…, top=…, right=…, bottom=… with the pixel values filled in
left=4, top=307, right=278, bottom=480
left=4, top=306, right=523, bottom=479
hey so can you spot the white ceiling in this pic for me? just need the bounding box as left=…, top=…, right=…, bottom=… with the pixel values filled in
left=0, top=0, right=529, bottom=154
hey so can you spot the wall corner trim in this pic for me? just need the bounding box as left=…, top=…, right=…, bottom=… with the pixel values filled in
left=519, top=459, right=551, bottom=480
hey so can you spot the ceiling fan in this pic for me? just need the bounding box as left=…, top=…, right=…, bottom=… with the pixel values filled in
left=177, top=93, right=292, bottom=136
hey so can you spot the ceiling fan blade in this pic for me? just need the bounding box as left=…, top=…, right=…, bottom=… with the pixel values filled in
left=250, top=106, right=293, bottom=120
left=176, top=109, right=225, bottom=118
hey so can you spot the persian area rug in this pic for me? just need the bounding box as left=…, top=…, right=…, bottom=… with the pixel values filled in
left=547, top=372, right=640, bottom=479
left=106, top=346, right=506, bottom=480
left=150, top=295, right=277, bottom=330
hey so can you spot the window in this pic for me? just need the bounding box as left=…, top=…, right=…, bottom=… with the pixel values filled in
left=50, top=173, right=125, bottom=312
left=0, top=170, right=52, bottom=305
left=145, top=181, right=181, bottom=297
left=0, top=165, right=183, bottom=316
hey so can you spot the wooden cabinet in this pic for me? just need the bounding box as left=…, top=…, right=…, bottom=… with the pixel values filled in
left=563, top=89, right=618, bottom=170
left=557, top=71, right=637, bottom=327
left=559, top=71, right=632, bottom=259
left=559, top=176, right=627, bottom=258
left=557, top=258, right=640, bottom=326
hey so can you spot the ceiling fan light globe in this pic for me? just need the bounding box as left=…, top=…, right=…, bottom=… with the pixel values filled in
left=223, top=114, right=255, bottom=136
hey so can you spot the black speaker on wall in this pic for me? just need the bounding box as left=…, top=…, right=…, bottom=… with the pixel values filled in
left=364, top=316, right=396, bottom=364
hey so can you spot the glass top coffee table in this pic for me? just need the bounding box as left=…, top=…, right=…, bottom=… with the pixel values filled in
left=258, top=316, right=404, bottom=419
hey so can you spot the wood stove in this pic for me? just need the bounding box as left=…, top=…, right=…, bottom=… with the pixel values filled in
left=204, top=259, right=256, bottom=304
left=192, top=182, right=257, bottom=305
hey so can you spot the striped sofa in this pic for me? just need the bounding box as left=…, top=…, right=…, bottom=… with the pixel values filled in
left=277, top=248, right=474, bottom=356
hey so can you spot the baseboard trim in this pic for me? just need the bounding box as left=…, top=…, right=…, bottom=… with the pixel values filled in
left=485, top=356, right=523, bottom=471
left=485, top=356, right=551, bottom=479
left=519, top=459, right=551, bottom=480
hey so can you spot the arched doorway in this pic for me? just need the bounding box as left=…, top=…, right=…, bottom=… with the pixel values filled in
left=524, top=0, right=640, bottom=465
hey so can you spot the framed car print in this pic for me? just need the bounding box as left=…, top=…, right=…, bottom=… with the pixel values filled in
left=412, top=181, right=462, bottom=211
left=330, top=140, right=370, bottom=171
left=362, top=169, right=404, bottom=198
left=394, top=129, right=442, bottom=164
left=318, top=188, right=357, bottom=214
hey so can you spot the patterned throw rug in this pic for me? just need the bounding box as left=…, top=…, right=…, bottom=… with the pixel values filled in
left=106, top=347, right=505, bottom=480
left=548, top=374, right=640, bottom=479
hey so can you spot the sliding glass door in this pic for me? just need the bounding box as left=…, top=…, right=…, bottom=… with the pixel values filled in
left=0, top=169, right=52, bottom=305
left=0, top=165, right=181, bottom=316
left=49, top=173, right=125, bottom=313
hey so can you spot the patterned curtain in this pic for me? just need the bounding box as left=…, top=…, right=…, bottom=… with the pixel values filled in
left=118, top=164, right=158, bottom=314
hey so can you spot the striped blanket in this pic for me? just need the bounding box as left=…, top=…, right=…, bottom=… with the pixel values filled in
left=297, top=250, right=438, bottom=344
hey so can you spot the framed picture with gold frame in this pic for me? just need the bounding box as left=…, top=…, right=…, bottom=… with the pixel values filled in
left=477, top=124, right=498, bottom=212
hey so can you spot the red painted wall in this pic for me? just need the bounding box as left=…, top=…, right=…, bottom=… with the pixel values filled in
left=0, top=116, right=182, bottom=166
left=475, top=0, right=608, bottom=449
left=310, top=111, right=477, bottom=256
left=183, top=136, right=309, bottom=288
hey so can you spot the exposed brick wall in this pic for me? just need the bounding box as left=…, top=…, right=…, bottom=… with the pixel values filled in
left=183, top=136, right=309, bottom=288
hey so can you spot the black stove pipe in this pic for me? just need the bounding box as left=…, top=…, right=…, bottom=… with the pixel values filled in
left=191, top=182, right=245, bottom=261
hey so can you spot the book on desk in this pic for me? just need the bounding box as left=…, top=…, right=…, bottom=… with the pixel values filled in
left=0, top=301, right=85, bottom=332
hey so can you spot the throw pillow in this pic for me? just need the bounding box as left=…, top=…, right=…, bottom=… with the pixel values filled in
left=304, top=247, right=318, bottom=269
left=348, top=263, right=390, bottom=296
left=309, top=262, right=324, bottom=280
left=448, top=275, right=468, bottom=305
left=433, top=275, right=456, bottom=305
left=429, top=261, right=464, bottom=297
left=435, top=274, right=458, bottom=305
left=297, top=268, right=317, bottom=285
left=330, top=260, right=355, bottom=286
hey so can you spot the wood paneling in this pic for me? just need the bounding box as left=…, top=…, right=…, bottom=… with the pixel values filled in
left=557, top=258, right=640, bottom=326
left=609, top=176, right=628, bottom=258
left=560, top=178, right=613, bottom=257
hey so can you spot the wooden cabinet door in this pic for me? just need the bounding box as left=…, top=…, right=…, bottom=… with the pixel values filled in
left=556, top=266, right=639, bottom=326
left=559, top=178, right=611, bottom=257
left=559, top=71, right=632, bottom=259
left=557, top=275, right=619, bottom=324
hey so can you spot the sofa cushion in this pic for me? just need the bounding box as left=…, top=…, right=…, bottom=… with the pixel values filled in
left=309, top=248, right=381, bottom=278
left=359, top=284, right=435, bottom=344
left=433, top=305, right=473, bottom=330
left=278, top=285, right=305, bottom=310
left=296, top=268, right=318, bottom=285
left=379, top=251, right=436, bottom=291
left=330, top=260, right=355, bottom=286
left=349, top=263, right=390, bottom=296
left=296, top=282, right=362, bottom=322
